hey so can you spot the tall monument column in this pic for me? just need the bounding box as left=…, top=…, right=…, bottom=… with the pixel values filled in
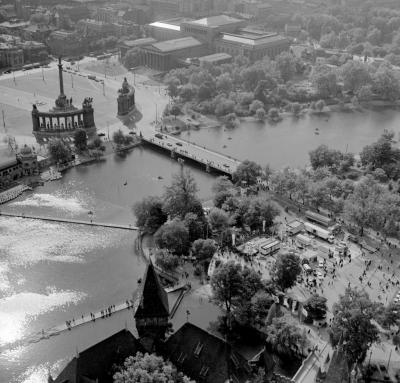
left=58, top=57, right=64, bottom=96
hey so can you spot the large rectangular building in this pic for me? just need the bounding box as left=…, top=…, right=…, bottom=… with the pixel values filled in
left=147, top=18, right=191, bottom=41
left=181, top=15, right=246, bottom=46
left=215, top=30, right=289, bottom=61
left=139, top=36, right=207, bottom=71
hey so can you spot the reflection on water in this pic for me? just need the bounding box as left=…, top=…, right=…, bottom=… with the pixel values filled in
left=10, top=193, right=90, bottom=215
left=0, top=290, right=86, bottom=346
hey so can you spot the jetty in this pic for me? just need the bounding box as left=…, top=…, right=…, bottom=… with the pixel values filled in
left=0, top=211, right=138, bottom=230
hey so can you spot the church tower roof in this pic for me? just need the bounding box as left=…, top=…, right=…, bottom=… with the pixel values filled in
left=134, top=261, right=169, bottom=319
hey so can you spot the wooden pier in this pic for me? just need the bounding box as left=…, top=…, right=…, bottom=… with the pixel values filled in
left=0, top=211, right=138, bottom=230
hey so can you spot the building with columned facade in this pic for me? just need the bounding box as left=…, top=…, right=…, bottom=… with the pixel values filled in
left=117, top=77, right=135, bottom=116
left=32, top=57, right=96, bottom=143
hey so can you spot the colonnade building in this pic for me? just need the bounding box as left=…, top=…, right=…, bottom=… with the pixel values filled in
left=32, top=58, right=96, bottom=143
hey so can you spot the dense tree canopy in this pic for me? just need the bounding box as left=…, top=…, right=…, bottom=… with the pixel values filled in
left=154, top=219, right=190, bottom=255
left=232, top=160, right=262, bottom=186
left=133, top=196, right=167, bottom=234
left=272, top=252, right=302, bottom=291
left=114, top=352, right=195, bottom=383
left=330, top=288, right=379, bottom=366
left=73, top=128, right=87, bottom=151
left=48, top=140, right=70, bottom=164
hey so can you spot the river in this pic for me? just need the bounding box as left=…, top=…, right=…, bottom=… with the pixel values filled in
left=1, top=102, right=400, bottom=382
left=181, top=107, right=400, bottom=168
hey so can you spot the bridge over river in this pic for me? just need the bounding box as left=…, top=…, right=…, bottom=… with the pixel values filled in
left=141, top=131, right=241, bottom=175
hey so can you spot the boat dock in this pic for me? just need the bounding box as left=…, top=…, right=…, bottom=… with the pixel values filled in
left=0, top=211, right=138, bottom=230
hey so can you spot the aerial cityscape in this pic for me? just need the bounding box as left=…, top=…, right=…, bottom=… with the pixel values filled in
left=1, top=0, right=400, bottom=382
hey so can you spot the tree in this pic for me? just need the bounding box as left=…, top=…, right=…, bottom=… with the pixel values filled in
left=266, top=317, right=307, bottom=358
left=315, top=99, right=326, bottom=113
left=208, top=208, right=230, bottom=240
left=310, top=64, right=338, bottom=98
left=113, top=129, right=126, bottom=146
left=191, top=238, right=216, bottom=262
left=225, top=113, right=239, bottom=129
left=155, top=249, right=180, bottom=271
left=48, top=140, right=70, bottom=164
left=232, top=160, right=262, bottom=186
left=169, top=104, right=181, bottom=118
left=154, top=219, right=190, bottom=255
left=304, top=294, right=327, bottom=321
left=357, top=85, right=373, bottom=101
left=163, top=170, right=200, bottom=219
left=211, top=261, right=244, bottom=327
left=290, top=102, right=302, bottom=116
left=249, top=100, right=264, bottom=114
left=113, top=352, right=195, bottom=383
left=256, top=108, right=266, bottom=121
left=330, top=287, right=379, bottom=366
left=184, top=212, right=205, bottom=242
left=272, top=252, right=301, bottom=291
left=372, top=65, right=400, bottom=101
left=73, top=128, right=87, bottom=151
left=341, top=61, right=371, bottom=93
left=344, top=177, right=381, bottom=236
left=165, top=76, right=180, bottom=98
left=133, top=196, right=167, bottom=233
left=309, top=145, right=342, bottom=170
left=268, top=108, right=280, bottom=121
left=241, top=196, right=279, bottom=231
left=179, top=84, right=198, bottom=102
left=276, top=52, right=296, bottom=82
left=216, top=73, right=233, bottom=93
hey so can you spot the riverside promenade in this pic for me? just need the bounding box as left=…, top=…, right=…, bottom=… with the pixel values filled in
left=0, top=211, right=138, bottom=230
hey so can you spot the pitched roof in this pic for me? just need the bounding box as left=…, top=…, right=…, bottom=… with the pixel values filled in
left=54, top=329, right=143, bottom=383
left=134, top=261, right=169, bottom=319
left=163, top=322, right=252, bottom=383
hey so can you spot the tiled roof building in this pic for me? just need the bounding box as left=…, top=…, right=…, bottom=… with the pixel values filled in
left=163, top=322, right=253, bottom=383
left=52, top=329, right=143, bottom=383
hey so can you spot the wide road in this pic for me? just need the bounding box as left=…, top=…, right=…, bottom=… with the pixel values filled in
left=142, top=132, right=241, bottom=175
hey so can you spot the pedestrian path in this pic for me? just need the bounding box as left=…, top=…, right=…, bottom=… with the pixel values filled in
left=0, top=211, right=138, bottom=230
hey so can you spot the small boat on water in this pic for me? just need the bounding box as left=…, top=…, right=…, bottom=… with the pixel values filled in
left=228, top=137, right=232, bottom=140
left=223, top=145, right=227, bottom=148
left=158, top=176, right=163, bottom=180
left=314, top=131, right=320, bottom=135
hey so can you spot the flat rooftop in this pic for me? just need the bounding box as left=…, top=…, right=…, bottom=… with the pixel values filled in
left=149, top=17, right=193, bottom=31
left=220, top=31, right=288, bottom=46
left=185, top=15, right=243, bottom=28
left=151, top=36, right=202, bottom=53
